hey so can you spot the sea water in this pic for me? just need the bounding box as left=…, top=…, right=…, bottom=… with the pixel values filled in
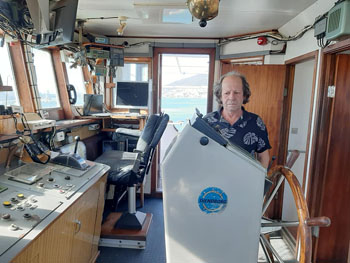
left=161, top=97, right=207, bottom=131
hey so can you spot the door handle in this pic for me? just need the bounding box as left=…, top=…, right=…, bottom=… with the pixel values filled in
left=74, top=219, right=81, bottom=234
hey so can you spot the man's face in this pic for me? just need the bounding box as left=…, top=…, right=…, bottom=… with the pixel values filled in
left=221, top=75, right=244, bottom=113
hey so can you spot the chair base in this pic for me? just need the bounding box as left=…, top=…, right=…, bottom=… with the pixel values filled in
left=115, top=211, right=147, bottom=230
left=100, top=212, right=153, bottom=249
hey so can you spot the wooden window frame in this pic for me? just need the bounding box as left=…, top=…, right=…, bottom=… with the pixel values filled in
left=151, top=47, right=216, bottom=195
left=107, top=57, right=152, bottom=113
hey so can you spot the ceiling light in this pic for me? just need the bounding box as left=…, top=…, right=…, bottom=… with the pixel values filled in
left=187, top=0, right=220, bottom=27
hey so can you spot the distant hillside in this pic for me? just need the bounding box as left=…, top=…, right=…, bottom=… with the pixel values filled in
left=167, top=74, right=208, bottom=86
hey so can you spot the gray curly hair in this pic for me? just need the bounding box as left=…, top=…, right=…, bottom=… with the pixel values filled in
left=214, top=71, right=251, bottom=107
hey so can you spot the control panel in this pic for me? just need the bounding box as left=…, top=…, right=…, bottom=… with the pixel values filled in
left=3, top=162, right=102, bottom=200
left=0, top=183, right=62, bottom=256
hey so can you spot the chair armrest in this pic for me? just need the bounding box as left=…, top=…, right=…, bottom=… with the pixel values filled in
left=115, top=128, right=142, bottom=138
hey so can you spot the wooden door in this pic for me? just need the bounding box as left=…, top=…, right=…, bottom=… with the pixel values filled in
left=315, top=54, right=350, bottom=263
left=221, top=64, right=286, bottom=164
left=12, top=206, right=75, bottom=263
left=70, top=183, right=100, bottom=263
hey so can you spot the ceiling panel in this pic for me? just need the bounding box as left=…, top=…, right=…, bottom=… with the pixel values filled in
left=76, top=0, right=318, bottom=38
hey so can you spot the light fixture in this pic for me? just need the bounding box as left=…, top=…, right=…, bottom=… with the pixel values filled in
left=187, top=0, right=220, bottom=27
left=117, top=16, right=127, bottom=36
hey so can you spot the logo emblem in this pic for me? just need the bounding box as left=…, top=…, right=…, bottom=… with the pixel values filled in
left=198, top=187, right=227, bottom=214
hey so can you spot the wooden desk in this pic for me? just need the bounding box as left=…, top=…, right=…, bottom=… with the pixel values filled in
left=80, top=114, right=147, bottom=131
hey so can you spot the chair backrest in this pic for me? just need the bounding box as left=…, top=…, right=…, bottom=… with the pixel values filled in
left=144, top=113, right=169, bottom=174
left=135, top=113, right=163, bottom=152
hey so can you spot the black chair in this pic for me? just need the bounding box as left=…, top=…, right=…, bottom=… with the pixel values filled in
left=95, top=113, right=169, bottom=229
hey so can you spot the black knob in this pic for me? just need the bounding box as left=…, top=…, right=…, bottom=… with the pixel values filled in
left=23, top=213, right=31, bottom=219
left=65, top=175, right=71, bottom=180
left=200, top=136, right=209, bottom=146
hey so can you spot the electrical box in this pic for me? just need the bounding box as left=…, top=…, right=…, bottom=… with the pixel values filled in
left=86, top=48, right=110, bottom=59
left=314, top=16, right=328, bottom=39
left=326, top=0, right=350, bottom=41
left=110, top=48, right=124, bottom=67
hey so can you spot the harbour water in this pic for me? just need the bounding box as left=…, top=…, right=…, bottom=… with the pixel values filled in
left=161, top=97, right=207, bottom=131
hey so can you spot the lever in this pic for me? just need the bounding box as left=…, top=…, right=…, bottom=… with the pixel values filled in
left=74, top=136, right=80, bottom=154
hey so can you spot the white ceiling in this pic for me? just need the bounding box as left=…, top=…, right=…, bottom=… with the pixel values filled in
left=76, top=0, right=317, bottom=38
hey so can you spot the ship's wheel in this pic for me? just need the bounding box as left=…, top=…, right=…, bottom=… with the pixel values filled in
left=259, top=151, right=330, bottom=263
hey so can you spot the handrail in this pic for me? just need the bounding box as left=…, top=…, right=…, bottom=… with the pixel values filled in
left=267, top=166, right=331, bottom=263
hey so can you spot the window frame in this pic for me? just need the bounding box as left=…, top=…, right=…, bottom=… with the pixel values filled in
left=32, top=48, right=62, bottom=110
left=0, top=42, right=20, bottom=107
left=110, top=57, right=152, bottom=111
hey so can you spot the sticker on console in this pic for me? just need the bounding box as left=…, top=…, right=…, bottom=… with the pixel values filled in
left=198, top=187, right=227, bottom=214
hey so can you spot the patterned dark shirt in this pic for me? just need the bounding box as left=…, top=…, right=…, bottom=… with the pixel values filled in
left=203, top=107, right=271, bottom=157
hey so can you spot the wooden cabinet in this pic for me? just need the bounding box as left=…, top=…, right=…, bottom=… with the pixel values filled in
left=11, top=174, right=107, bottom=263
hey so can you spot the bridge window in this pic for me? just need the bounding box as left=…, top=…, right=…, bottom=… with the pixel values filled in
left=66, top=63, right=86, bottom=106
left=0, top=43, right=19, bottom=106
left=32, top=48, right=61, bottom=108
left=112, top=62, right=149, bottom=109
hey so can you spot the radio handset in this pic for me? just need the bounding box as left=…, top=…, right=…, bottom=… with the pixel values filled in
left=20, top=136, right=51, bottom=164
left=67, top=84, right=77, bottom=105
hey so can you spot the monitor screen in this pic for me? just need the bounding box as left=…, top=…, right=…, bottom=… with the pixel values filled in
left=116, top=82, right=149, bottom=109
left=83, top=94, right=103, bottom=115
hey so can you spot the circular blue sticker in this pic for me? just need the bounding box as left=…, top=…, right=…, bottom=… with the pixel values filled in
left=198, top=187, right=228, bottom=214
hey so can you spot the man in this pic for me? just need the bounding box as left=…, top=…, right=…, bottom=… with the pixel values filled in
left=204, top=71, right=271, bottom=168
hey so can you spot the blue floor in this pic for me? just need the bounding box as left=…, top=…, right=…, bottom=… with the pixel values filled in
left=97, top=197, right=166, bottom=263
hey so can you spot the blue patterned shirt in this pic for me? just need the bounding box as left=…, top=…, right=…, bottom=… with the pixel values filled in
left=203, top=107, right=271, bottom=157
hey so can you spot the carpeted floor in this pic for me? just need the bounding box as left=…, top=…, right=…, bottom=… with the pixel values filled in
left=97, top=197, right=295, bottom=263
left=97, top=197, right=166, bottom=263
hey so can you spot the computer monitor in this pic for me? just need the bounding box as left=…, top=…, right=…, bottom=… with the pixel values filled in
left=115, top=81, right=149, bottom=109
left=83, top=94, right=103, bottom=115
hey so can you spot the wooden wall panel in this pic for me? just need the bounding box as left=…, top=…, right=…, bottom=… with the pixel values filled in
left=316, top=54, right=350, bottom=263
left=221, top=64, right=286, bottom=164
left=51, top=49, right=73, bottom=120
left=9, top=42, right=35, bottom=112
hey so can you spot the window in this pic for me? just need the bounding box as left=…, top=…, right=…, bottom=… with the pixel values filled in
left=112, top=62, right=149, bottom=108
left=0, top=44, right=19, bottom=106
left=66, top=63, right=86, bottom=106
left=32, top=48, right=60, bottom=108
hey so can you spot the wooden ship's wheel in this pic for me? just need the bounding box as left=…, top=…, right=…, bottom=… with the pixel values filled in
left=260, top=151, right=330, bottom=263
